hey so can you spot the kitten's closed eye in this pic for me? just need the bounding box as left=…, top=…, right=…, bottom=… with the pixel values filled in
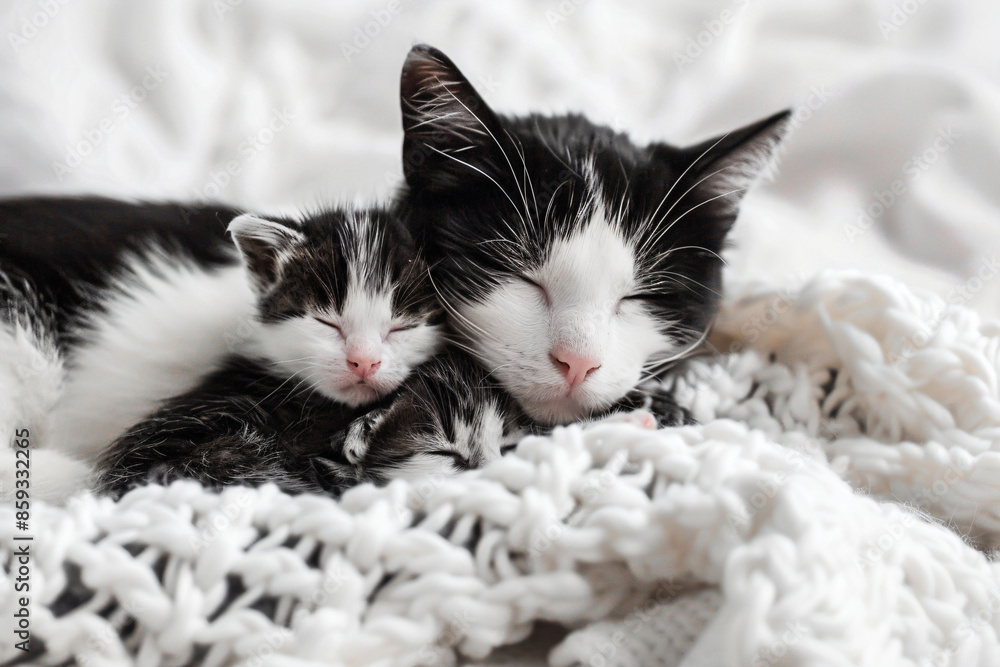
left=314, top=316, right=344, bottom=337
left=427, top=449, right=470, bottom=469
left=388, top=322, right=419, bottom=335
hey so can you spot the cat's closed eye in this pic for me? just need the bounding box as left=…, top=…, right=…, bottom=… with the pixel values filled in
left=519, top=276, right=550, bottom=307
left=314, top=317, right=344, bottom=338
left=388, top=323, right=419, bottom=335
left=428, top=449, right=470, bottom=469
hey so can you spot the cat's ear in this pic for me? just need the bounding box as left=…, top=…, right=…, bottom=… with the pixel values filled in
left=675, top=109, right=792, bottom=210
left=651, top=109, right=792, bottom=244
left=400, top=44, right=507, bottom=192
left=228, top=214, right=304, bottom=292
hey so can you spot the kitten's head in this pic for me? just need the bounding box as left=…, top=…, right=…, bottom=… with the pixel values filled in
left=228, top=206, right=442, bottom=406
left=341, top=350, right=530, bottom=483
left=397, top=45, right=791, bottom=425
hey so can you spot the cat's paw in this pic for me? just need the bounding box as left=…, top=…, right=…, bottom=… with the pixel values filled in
left=598, top=409, right=658, bottom=430
left=647, top=395, right=696, bottom=427
left=343, top=409, right=386, bottom=464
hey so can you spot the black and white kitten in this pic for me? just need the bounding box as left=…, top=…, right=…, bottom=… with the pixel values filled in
left=343, top=348, right=531, bottom=482
left=394, top=45, right=791, bottom=426
left=92, top=204, right=444, bottom=496
left=0, top=199, right=441, bottom=500
left=94, top=355, right=366, bottom=496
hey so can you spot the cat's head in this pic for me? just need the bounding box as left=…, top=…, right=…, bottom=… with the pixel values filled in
left=341, top=350, right=530, bottom=483
left=396, top=45, right=791, bottom=425
left=228, top=206, right=442, bottom=406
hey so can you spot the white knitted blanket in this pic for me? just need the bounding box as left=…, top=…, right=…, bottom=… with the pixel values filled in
left=3, top=270, right=1000, bottom=667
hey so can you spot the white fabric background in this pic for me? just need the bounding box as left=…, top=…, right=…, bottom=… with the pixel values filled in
left=1, top=0, right=999, bottom=315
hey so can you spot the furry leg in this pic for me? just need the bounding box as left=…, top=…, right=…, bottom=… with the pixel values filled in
left=0, top=264, right=90, bottom=503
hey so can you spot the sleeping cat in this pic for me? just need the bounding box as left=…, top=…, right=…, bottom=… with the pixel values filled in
left=337, top=45, right=794, bottom=475
left=92, top=204, right=445, bottom=496
left=0, top=200, right=442, bottom=500
left=393, top=44, right=791, bottom=426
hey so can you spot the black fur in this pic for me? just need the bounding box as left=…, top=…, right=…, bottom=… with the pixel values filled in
left=0, top=197, right=236, bottom=344
left=94, top=355, right=366, bottom=497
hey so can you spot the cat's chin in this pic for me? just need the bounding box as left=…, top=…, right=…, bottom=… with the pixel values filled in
left=519, top=392, right=613, bottom=426
left=321, top=381, right=388, bottom=407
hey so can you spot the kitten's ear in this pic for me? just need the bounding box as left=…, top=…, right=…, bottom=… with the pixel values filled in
left=400, top=44, right=507, bottom=192
left=228, top=214, right=304, bottom=292
left=675, top=109, right=793, bottom=211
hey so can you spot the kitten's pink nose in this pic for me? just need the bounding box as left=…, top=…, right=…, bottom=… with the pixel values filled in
left=550, top=347, right=601, bottom=388
left=347, top=354, right=381, bottom=379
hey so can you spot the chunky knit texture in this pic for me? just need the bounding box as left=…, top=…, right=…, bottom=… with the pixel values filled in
left=3, top=270, right=1000, bottom=667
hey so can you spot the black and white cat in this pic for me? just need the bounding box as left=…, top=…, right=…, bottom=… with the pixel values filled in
left=393, top=45, right=791, bottom=426
left=0, top=199, right=442, bottom=500
left=4, top=42, right=793, bottom=497
left=91, top=204, right=448, bottom=496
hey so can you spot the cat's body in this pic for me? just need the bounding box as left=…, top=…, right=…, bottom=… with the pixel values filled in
left=94, top=354, right=365, bottom=497
left=96, top=346, right=530, bottom=497
left=0, top=198, right=443, bottom=501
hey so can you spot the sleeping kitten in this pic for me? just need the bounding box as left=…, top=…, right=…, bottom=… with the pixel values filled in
left=342, top=348, right=531, bottom=482
left=0, top=199, right=441, bottom=500
left=394, top=45, right=791, bottom=426
left=93, top=355, right=365, bottom=496
left=94, top=205, right=443, bottom=496
left=95, top=348, right=524, bottom=497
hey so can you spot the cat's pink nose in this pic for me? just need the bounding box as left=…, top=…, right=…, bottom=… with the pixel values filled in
left=550, top=347, right=601, bottom=388
left=347, top=354, right=381, bottom=379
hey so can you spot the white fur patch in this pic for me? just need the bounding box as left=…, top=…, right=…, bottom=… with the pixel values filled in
left=459, top=209, right=674, bottom=423
left=48, top=253, right=257, bottom=460
left=0, top=312, right=63, bottom=448
left=0, top=314, right=91, bottom=503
